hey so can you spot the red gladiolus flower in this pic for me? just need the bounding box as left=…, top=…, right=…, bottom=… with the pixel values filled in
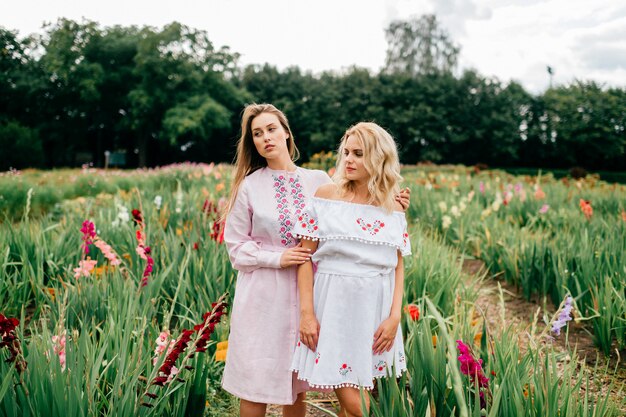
left=579, top=199, right=593, bottom=220
left=210, top=220, right=225, bottom=244
left=132, top=209, right=143, bottom=225
left=0, top=314, right=26, bottom=372
left=404, top=304, right=420, bottom=321
left=144, top=297, right=228, bottom=405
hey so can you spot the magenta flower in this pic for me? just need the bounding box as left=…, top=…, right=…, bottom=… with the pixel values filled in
left=80, top=220, right=96, bottom=254
left=457, top=340, right=490, bottom=408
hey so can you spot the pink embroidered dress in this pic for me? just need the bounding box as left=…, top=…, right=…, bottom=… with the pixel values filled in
left=222, top=167, right=331, bottom=404
left=290, top=197, right=411, bottom=390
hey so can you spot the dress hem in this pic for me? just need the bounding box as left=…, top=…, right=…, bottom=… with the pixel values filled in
left=222, top=381, right=296, bottom=406
left=289, top=367, right=407, bottom=391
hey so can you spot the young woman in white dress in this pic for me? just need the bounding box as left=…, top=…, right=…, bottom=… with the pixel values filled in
left=290, top=122, right=411, bottom=417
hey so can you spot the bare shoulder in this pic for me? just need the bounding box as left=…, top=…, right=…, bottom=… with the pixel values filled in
left=314, top=183, right=339, bottom=199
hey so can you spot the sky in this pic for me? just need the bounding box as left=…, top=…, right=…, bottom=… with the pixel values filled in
left=4, top=0, right=626, bottom=93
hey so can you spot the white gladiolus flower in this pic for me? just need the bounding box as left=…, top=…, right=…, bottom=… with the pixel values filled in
left=442, top=215, right=452, bottom=229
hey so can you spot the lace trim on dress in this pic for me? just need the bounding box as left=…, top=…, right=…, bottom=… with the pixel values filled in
left=289, top=368, right=407, bottom=391
left=296, top=233, right=404, bottom=250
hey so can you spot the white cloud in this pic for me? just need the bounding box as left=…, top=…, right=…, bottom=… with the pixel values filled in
left=2, top=0, right=625, bottom=93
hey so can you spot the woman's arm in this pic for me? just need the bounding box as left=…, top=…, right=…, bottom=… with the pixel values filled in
left=373, top=251, right=405, bottom=355
left=389, top=251, right=405, bottom=320
left=298, top=238, right=320, bottom=351
left=224, top=181, right=283, bottom=272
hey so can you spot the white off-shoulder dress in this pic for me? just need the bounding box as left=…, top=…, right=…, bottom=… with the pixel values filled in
left=290, top=197, right=411, bottom=390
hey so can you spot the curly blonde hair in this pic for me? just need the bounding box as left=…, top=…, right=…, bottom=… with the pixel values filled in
left=333, top=122, right=402, bottom=213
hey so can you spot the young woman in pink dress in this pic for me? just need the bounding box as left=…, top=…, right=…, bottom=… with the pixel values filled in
left=222, top=104, right=409, bottom=417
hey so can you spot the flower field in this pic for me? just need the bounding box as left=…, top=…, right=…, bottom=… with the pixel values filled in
left=0, top=163, right=624, bottom=416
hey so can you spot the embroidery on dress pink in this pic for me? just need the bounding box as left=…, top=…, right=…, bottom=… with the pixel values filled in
left=273, top=174, right=306, bottom=246
left=356, top=218, right=385, bottom=235
left=298, top=211, right=318, bottom=235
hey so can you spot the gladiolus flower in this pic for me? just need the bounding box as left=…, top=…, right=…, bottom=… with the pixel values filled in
left=144, top=297, right=228, bottom=406
left=579, top=199, right=593, bottom=220
left=442, top=215, right=452, bottom=230
left=551, top=296, right=574, bottom=336
left=52, top=331, right=67, bottom=371
left=539, top=204, right=550, bottom=214
left=403, top=304, right=420, bottom=321
left=457, top=339, right=490, bottom=408
left=0, top=314, right=26, bottom=372
left=73, top=259, right=97, bottom=279
left=131, top=209, right=143, bottom=225
left=94, top=239, right=121, bottom=266
left=80, top=220, right=96, bottom=254
left=534, top=187, right=546, bottom=200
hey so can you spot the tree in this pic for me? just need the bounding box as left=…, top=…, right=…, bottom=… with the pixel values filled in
left=128, top=22, right=246, bottom=166
left=543, top=81, right=626, bottom=169
left=384, top=14, right=460, bottom=76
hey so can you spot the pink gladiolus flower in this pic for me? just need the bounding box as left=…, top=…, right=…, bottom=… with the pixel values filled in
left=539, top=204, right=550, bottom=214
left=73, top=259, right=97, bottom=279
left=153, top=331, right=175, bottom=365
left=479, top=182, right=485, bottom=194
left=136, top=245, right=148, bottom=260
left=94, top=239, right=120, bottom=266
left=52, top=332, right=67, bottom=371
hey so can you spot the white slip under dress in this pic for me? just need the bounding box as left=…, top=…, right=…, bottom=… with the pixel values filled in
left=289, top=197, right=412, bottom=390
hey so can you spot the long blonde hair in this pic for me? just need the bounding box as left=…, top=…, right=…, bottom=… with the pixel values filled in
left=223, top=103, right=300, bottom=219
left=333, top=122, right=402, bottom=213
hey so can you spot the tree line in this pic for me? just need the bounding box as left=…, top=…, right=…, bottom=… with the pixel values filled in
left=1, top=16, right=624, bottom=171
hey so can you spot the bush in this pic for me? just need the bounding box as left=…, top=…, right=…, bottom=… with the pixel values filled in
left=0, top=120, right=44, bottom=171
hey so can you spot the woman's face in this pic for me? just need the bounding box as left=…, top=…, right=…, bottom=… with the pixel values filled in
left=250, top=112, right=290, bottom=161
left=342, top=134, right=369, bottom=183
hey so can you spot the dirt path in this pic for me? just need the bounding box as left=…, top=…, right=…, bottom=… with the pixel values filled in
left=266, top=259, right=625, bottom=416
left=468, top=259, right=625, bottom=410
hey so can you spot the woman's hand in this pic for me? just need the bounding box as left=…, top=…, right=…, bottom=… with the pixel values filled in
left=373, top=316, right=400, bottom=355
left=299, top=313, right=320, bottom=351
left=395, top=187, right=411, bottom=211
left=280, top=244, right=312, bottom=268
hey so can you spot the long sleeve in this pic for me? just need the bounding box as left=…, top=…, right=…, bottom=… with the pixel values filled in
left=224, top=179, right=283, bottom=272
